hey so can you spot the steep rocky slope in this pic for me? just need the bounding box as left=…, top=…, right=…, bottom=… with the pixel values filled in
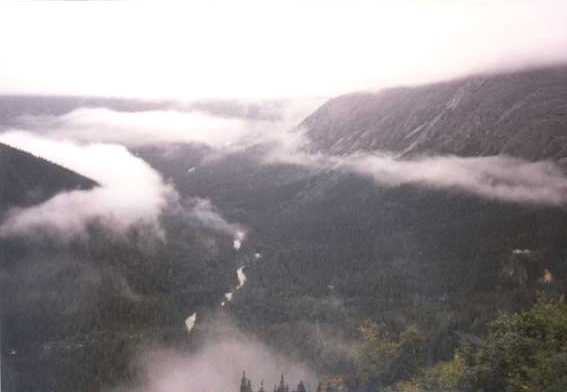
left=304, top=66, right=567, bottom=160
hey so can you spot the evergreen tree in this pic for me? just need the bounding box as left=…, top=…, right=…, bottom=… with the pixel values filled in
left=241, top=371, right=249, bottom=392
left=277, top=374, right=286, bottom=392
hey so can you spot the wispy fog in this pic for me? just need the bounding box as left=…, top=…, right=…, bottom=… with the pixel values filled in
left=263, top=137, right=567, bottom=206
left=172, top=198, right=247, bottom=246
left=121, top=318, right=316, bottom=392
left=344, top=154, right=567, bottom=206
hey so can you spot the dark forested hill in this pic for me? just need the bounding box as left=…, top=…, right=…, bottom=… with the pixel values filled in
left=0, top=142, right=98, bottom=215
left=304, top=66, right=567, bottom=160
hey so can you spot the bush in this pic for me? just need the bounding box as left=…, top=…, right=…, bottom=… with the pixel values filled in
left=462, top=297, right=567, bottom=392
left=354, top=322, right=426, bottom=387
left=385, top=354, right=465, bottom=392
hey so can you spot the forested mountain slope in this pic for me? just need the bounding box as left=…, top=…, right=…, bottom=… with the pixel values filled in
left=148, top=66, right=567, bottom=383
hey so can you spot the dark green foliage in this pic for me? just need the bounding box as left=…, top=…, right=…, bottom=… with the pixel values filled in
left=378, top=297, right=567, bottom=392
left=462, top=297, right=567, bottom=392
left=354, top=322, right=427, bottom=388
left=384, top=354, right=466, bottom=392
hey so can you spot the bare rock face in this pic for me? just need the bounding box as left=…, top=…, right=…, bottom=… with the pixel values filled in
left=304, top=65, right=567, bottom=160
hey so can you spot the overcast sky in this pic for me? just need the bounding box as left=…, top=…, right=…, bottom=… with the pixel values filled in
left=0, top=0, right=566, bottom=100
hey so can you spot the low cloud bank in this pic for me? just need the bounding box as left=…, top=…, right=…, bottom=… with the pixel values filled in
left=10, top=101, right=567, bottom=209
left=0, top=131, right=247, bottom=242
left=345, top=154, right=567, bottom=206
left=16, top=100, right=322, bottom=151
left=266, top=146, right=567, bottom=206
left=0, top=131, right=175, bottom=240
left=20, top=108, right=258, bottom=148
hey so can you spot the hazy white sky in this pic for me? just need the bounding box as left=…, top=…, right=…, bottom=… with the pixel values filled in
left=0, top=0, right=566, bottom=100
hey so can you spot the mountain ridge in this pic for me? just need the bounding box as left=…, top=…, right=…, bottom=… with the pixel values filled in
left=303, top=65, right=567, bottom=160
